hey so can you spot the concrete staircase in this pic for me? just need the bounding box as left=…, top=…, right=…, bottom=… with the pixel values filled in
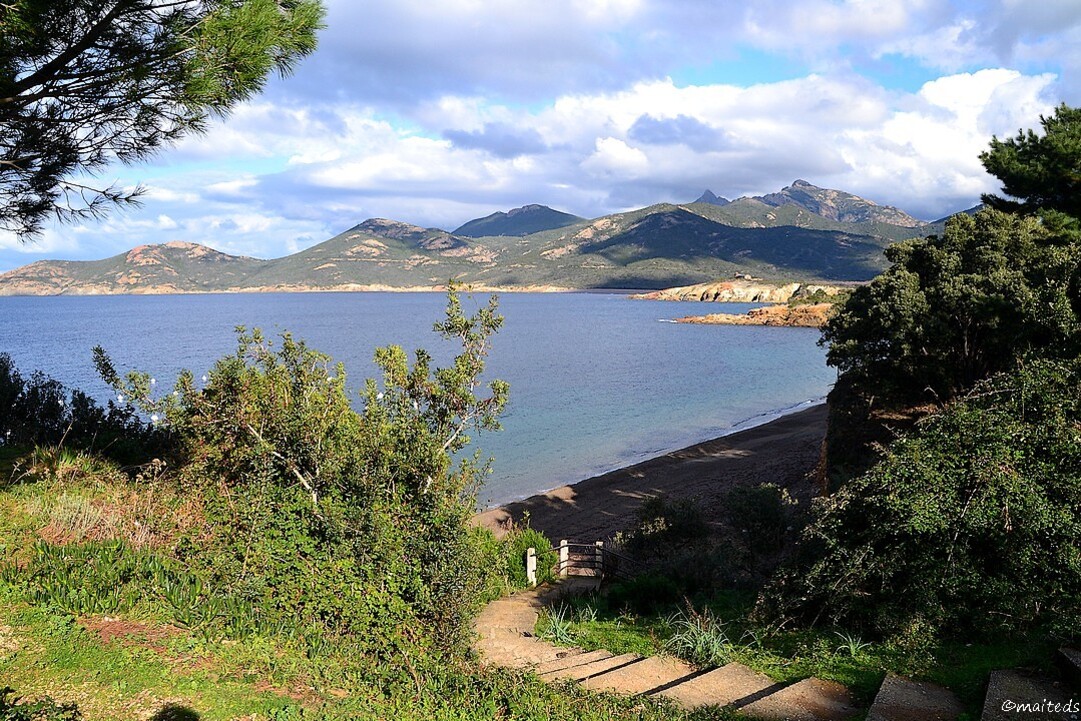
left=475, top=582, right=1081, bottom=720
left=976, top=648, right=1081, bottom=721
left=473, top=580, right=870, bottom=719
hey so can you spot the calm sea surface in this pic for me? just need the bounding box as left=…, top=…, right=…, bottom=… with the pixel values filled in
left=0, top=292, right=836, bottom=507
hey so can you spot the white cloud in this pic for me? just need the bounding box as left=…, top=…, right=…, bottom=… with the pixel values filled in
left=581, top=137, right=650, bottom=178
left=3, top=0, right=1077, bottom=273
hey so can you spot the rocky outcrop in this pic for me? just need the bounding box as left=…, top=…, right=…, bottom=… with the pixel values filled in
left=676, top=303, right=834, bottom=328
left=632, top=280, right=847, bottom=304
left=757, top=180, right=925, bottom=227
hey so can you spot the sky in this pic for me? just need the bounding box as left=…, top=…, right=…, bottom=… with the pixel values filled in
left=2, top=0, right=1080, bottom=271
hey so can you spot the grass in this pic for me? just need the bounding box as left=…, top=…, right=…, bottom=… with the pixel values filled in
left=0, top=449, right=704, bottom=721
left=0, top=587, right=712, bottom=720
left=537, top=586, right=1057, bottom=712
left=0, top=442, right=1060, bottom=719
left=0, top=593, right=297, bottom=720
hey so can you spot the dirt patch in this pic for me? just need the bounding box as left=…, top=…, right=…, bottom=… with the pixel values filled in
left=252, top=680, right=316, bottom=703
left=79, top=617, right=183, bottom=652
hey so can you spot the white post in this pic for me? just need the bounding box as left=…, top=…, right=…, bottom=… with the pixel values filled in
left=559, top=539, right=569, bottom=578
left=595, top=541, right=604, bottom=578
left=526, top=547, right=537, bottom=587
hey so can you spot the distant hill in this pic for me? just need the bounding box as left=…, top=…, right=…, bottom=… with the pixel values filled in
left=932, top=204, right=983, bottom=224
left=0, top=241, right=266, bottom=295
left=453, top=204, right=584, bottom=237
left=0, top=183, right=947, bottom=295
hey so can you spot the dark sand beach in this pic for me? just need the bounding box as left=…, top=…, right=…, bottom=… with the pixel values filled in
left=474, top=403, right=828, bottom=542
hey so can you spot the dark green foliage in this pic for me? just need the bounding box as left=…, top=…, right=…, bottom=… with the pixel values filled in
left=980, top=104, right=1081, bottom=235
left=0, top=688, right=81, bottom=721
left=606, top=574, right=684, bottom=615
left=0, top=0, right=324, bottom=239
left=618, top=495, right=709, bottom=554
left=822, top=208, right=1077, bottom=405
left=0, top=353, right=166, bottom=465
left=722, top=484, right=795, bottom=555
left=771, top=360, right=1081, bottom=640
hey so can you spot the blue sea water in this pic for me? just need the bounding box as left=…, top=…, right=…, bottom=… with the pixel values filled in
left=0, top=292, right=836, bottom=506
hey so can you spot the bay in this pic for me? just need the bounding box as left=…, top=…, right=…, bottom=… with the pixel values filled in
left=0, top=292, right=836, bottom=507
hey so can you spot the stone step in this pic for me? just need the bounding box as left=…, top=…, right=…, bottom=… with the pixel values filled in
left=580, top=655, right=696, bottom=695
left=654, top=661, right=779, bottom=710
left=540, top=652, right=641, bottom=682
left=534, top=649, right=614, bottom=675
left=477, top=637, right=569, bottom=667
left=740, top=677, right=860, bottom=721
left=1059, top=648, right=1081, bottom=690
left=867, top=673, right=964, bottom=721
left=981, top=670, right=1079, bottom=721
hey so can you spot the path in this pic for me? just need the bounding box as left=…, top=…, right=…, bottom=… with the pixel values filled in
left=473, top=580, right=872, bottom=719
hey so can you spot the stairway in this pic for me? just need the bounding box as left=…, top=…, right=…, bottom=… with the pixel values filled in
left=476, top=582, right=1081, bottom=720
left=976, top=648, right=1081, bottom=721
left=473, top=580, right=866, bottom=719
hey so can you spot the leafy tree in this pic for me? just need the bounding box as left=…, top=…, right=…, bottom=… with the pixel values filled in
left=822, top=208, right=1077, bottom=405
left=0, top=0, right=324, bottom=239
left=980, top=103, right=1081, bottom=234
left=769, top=360, right=1081, bottom=641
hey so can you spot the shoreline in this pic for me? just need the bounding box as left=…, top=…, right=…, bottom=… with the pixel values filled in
left=473, top=402, right=828, bottom=542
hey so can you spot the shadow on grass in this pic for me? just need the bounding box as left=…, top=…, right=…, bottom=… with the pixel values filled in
left=151, top=705, right=200, bottom=721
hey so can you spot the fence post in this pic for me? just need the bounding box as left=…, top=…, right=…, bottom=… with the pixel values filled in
left=559, top=539, right=569, bottom=578
left=526, top=547, right=537, bottom=587
left=595, top=541, right=604, bottom=578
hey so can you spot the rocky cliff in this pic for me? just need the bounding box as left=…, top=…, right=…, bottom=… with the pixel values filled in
left=676, top=302, right=834, bottom=328
left=630, top=279, right=848, bottom=303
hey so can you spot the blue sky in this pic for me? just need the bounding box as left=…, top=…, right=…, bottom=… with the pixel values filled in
left=2, top=0, right=1079, bottom=271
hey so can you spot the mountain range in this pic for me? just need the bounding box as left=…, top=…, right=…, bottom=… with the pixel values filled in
left=0, top=180, right=966, bottom=295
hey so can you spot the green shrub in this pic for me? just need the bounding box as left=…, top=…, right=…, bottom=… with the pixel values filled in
left=617, top=495, right=709, bottom=555
left=723, top=484, right=797, bottom=554
left=92, top=289, right=509, bottom=657
left=503, top=527, right=556, bottom=589
left=0, top=354, right=167, bottom=467
left=767, top=359, right=1081, bottom=641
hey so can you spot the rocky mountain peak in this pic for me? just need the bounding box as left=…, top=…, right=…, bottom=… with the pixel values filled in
left=756, top=180, right=924, bottom=227
left=694, top=190, right=731, bottom=206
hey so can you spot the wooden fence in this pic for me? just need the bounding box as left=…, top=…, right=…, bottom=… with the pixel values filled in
left=525, top=539, right=639, bottom=586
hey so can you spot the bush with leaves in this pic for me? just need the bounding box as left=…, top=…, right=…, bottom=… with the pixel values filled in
left=617, top=495, right=709, bottom=555
left=822, top=208, right=1079, bottom=405
left=93, top=289, right=509, bottom=655
left=501, top=526, right=557, bottom=589
left=0, top=353, right=165, bottom=465
left=767, top=359, right=1081, bottom=641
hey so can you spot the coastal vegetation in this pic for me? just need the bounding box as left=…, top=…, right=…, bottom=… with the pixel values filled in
left=2, top=4, right=1080, bottom=710
left=508, top=103, right=1081, bottom=717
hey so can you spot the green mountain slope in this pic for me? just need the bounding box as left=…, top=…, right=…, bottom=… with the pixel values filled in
left=756, top=179, right=925, bottom=227
left=0, top=184, right=947, bottom=295
left=243, top=218, right=497, bottom=288
left=453, top=204, right=584, bottom=237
